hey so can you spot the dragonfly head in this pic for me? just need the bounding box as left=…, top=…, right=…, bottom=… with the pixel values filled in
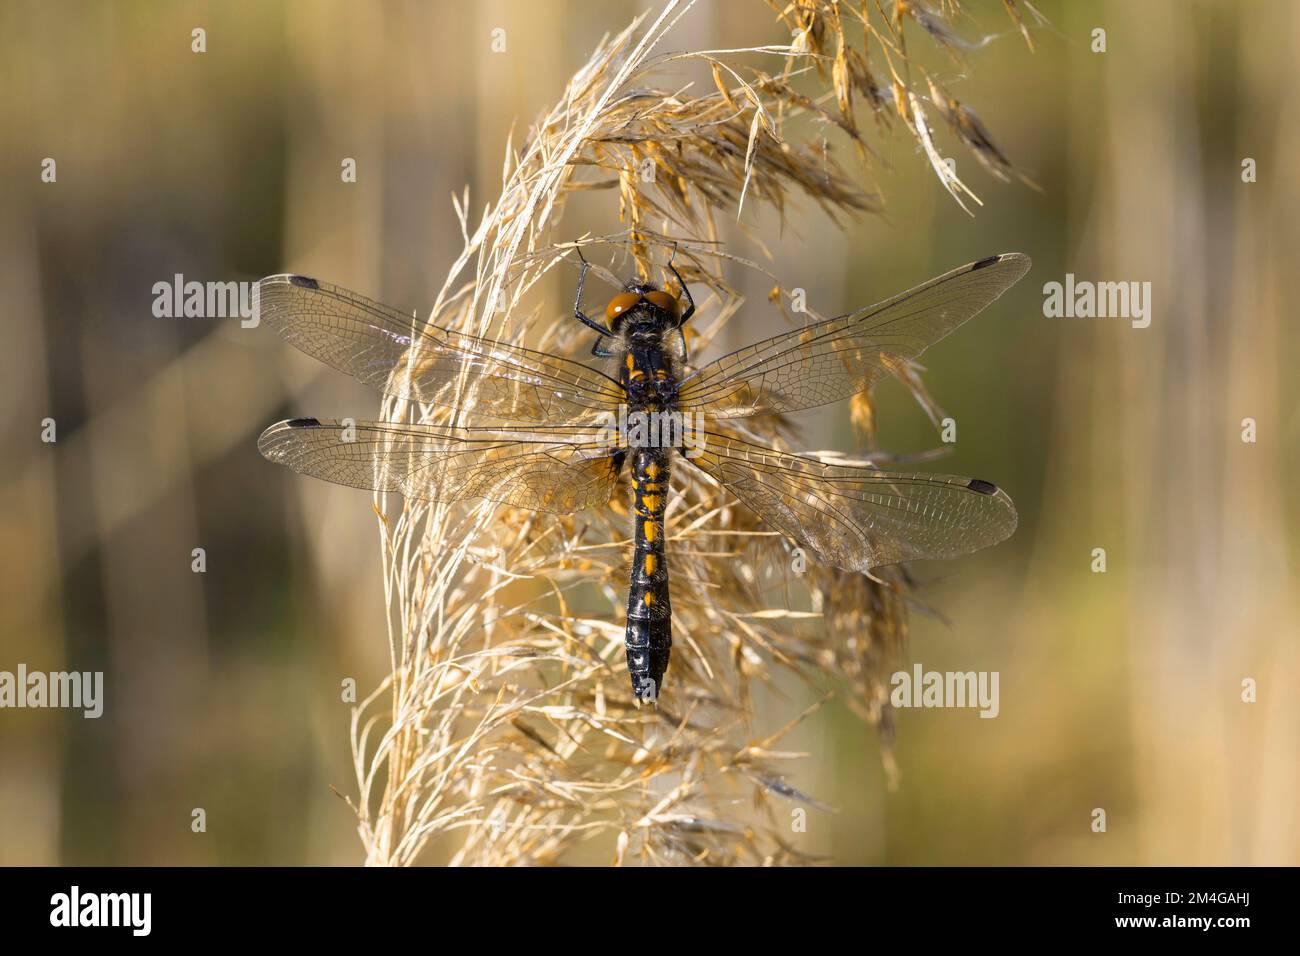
left=604, top=280, right=680, bottom=335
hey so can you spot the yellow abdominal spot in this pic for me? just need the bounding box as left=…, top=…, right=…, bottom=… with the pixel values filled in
left=643, top=553, right=657, bottom=575
left=641, top=495, right=661, bottom=512
left=643, top=520, right=658, bottom=542
left=646, top=462, right=660, bottom=479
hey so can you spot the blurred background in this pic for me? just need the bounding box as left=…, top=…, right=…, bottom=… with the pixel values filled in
left=1, top=0, right=1296, bottom=865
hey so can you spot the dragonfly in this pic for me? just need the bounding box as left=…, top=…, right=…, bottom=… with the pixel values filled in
left=257, top=251, right=1030, bottom=702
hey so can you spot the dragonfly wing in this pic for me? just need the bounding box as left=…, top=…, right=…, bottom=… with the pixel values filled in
left=259, top=418, right=625, bottom=514
left=677, top=253, right=1030, bottom=417
left=685, top=432, right=1017, bottom=571
left=257, top=275, right=625, bottom=424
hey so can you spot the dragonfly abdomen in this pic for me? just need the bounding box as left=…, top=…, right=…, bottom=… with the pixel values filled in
left=625, top=448, right=671, bottom=702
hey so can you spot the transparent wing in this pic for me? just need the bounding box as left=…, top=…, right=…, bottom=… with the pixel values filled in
left=678, top=253, right=1030, bottom=417
left=686, top=432, right=1017, bottom=571
left=258, top=274, right=625, bottom=424
left=258, top=418, right=625, bottom=514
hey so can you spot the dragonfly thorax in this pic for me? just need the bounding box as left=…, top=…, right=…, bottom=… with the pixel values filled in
left=620, top=334, right=679, bottom=408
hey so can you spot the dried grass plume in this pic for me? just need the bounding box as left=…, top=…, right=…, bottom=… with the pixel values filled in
left=347, top=0, right=1036, bottom=866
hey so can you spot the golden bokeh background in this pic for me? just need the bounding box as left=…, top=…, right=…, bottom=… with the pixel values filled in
left=1, top=0, right=1296, bottom=864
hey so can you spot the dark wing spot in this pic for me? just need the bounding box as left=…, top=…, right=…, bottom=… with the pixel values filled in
left=966, top=478, right=999, bottom=495
left=286, top=417, right=322, bottom=428
left=970, top=255, right=1002, bottom=271
left=287, top=275, right=320, bottom=289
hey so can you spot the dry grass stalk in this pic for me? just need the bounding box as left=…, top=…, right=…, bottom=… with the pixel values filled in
left=347, top=0, right=1033, bottom=866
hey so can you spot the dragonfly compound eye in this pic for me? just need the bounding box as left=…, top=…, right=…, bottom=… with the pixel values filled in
left=644, top=290, right=679, bottom=318
left=605, top=291, right=642, bottom=327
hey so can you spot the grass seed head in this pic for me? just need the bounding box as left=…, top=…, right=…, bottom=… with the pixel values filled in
left=350, top=0, right=1036, bottom=867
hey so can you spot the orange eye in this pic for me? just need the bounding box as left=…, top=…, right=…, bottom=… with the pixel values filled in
left=645, top=290, right=679, bottom=317
left=604, top=292, right=641, bottom=326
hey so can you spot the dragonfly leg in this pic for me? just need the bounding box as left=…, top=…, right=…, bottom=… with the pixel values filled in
left=590, top=336, right=618, bottom=358
left=666, top=247, right=695, bottom=361
left=573, top=247, right=609, bottom=337
left=667, top=245, right=696, bottom=328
